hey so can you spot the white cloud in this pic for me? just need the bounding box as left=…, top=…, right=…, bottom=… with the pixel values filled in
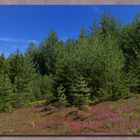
left=0, top=37, right=38, bottom=43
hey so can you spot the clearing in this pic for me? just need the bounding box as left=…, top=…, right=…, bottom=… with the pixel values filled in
left=0, top=95, right=140, bottom=135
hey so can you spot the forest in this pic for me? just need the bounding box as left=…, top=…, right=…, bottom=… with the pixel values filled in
left=0, top=12, right=140, bottom=113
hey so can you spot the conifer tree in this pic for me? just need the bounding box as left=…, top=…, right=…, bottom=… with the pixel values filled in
left=57, top=85, right=68, bottom=107
left=9, top=50, right=37, bottom=108
left=70, top=74, right=91, bottom=107
left=78, top=27, right=89, bottom=47
left=119, top=16, right=140, bottom=88
left=0, top=74, right=13, bottom=112
left=100, top=12, right=122, bottom=36
left=39, top=30, right=60, bottom=75
left=0, top=54, right=10, bottom=75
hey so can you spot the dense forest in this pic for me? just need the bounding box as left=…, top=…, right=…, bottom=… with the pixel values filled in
left=0, top=12, right=140, bottom=112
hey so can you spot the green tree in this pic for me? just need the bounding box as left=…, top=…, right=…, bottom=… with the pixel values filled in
left=39, top=30, right=62, bottom=75
left=70, top=74, right=91, bottom=107
left=57, top=84, right=68, bottom=107
left=0, top=54, right=10, bottom=75
left=9, top=50, right=37, bottom=108
left=78, top=27, right=89, bottom=47
left=0, top=74, right=13, bottom=112
left=119, top=16, right=140, bottom=88
left=88, top=34, right=127, bottom=101
left=31, top=75, right=55, bottom=102
left=89, top=19, right=98, bottom=37
left=100, top=12, right=122, bottom=37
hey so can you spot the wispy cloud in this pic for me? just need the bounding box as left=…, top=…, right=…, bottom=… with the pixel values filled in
left=91, top=6, right=103, bottom=15
left=0, top=37, right=40, bottom=57
left=0, top=37, right=38, bottom=43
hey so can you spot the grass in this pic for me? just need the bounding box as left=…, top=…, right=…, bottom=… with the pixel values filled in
left=86, top=127, right=97, bottom=132
left=131, top=102, right=140, bottom=106
left=131, top=128, right=140, bottom=135
left=132, top=94, right=140, bottom=99
left=57, top=123, right=70, bottom=135
left=121, top=111, right=129, bottom=117
left=110, top=104, right=118, bottom=112
left=29, top=99, right=46, bottom=107
left=121, top=108, right=140, bottom=119
left=101, top=122, right=115, bottom=130
left=29, top=120, right=35, bottom=128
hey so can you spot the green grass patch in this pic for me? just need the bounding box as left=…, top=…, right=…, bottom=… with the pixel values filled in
left=121, top=111, right=129, bottom=117
left=110, top=104, right=118, bottom=112
left=86, top=127, right=97, bottom=132
left=29, top=99, right=46, bottom=107
left=131, top=94, right=140, bottom=99
left=104, top=122, right=115, bottom=129
left=131, top=128, right=140, bottom=135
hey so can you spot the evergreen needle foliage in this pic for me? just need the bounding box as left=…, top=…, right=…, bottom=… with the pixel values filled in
left=0, top=12, right=140, bottom=112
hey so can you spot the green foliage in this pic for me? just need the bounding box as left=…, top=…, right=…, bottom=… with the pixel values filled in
left=41, top=75, right=54, bottom=100
left=1, top=12, right=140, bottom=112
left=0, top=54, right=10, bottom=75
left=88, top=34, right=128, bottom=101
left=100, top=12, right=122, bottom=37
left=119, top=17, right=140, bottom=88
left=78, top=27, right=89, bottom=47
left=111, top=104, right=118, bottom=112
left=9, top=50, right=37, bottom=108
left=38, top=30, right=63, bottom=75
left=29, top=99, right=46, bottom=107
left=57, top=85, right=68, bottom=107
left=70, top=74, right=91, bottom=107
left=131, top=128, right=140, bottom=135
left=54, top=20, right=128, bottom=106
left=31, top=75, right=55, bottom=105
left=0, top=74, right=13, bottom=112
left=41, top=75, right=55, bottom=104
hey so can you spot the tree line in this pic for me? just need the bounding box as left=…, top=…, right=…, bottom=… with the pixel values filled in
left=0, top=12, right=140, bottom=112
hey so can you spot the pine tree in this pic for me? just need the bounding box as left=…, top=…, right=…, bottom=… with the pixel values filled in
left=0, top=74, right=13, bottom=112
left=70, top=74, right=91, bottom=107
left=0, top=54, right=10, bottom=75
left=119, top=17, right=140, bottom=88
left=39, top=30, right=61, bottom=75
left=9, top=50, right=37, bottom=108
left=57, top=85, right=68, bottom=107
left=89, top=19, right=98, bottom=37
left=78, top=27, right=89, bottom=48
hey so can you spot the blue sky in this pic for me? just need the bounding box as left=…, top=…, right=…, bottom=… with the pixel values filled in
left=0, top=5, right=140, bottom=57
